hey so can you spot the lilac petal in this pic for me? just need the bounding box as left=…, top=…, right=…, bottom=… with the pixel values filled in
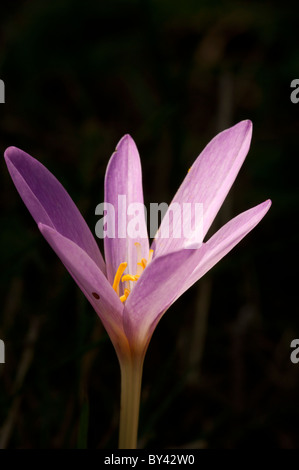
left=123, top=246, right=200, bottom=347
left=174, top=199, right=272, bottom=300
left=4, top=147, right=105, bottom=272
left=124, top=199, right=271, bottom=348
left=104, top=135, right=149, bottom=291
left=152, top=121, right=253, bottom=256
left=38, top=223, right=125, bottom=346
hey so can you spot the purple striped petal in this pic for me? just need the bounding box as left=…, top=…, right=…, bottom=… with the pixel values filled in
left=104, top=135, right=149, bottom=292
left=124, top=199, right=270, bottom=349
left=4, top=147, right=105, bottom=272
left=152, top=121, right=252, bottom=257
left=38, top=223, right=125, bottom=348
left=174, top=199, right=272, bottom=300
left=123, top=247, right=199, bottom=348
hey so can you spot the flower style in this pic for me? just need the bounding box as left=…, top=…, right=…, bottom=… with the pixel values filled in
left=4, top=120, right=271, bottom=448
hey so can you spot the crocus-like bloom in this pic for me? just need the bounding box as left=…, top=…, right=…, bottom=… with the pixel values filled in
left=4, top=121, right=270, bottom=363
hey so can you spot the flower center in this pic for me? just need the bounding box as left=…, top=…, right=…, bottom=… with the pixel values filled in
left=112, top=243, right=154, bottom=303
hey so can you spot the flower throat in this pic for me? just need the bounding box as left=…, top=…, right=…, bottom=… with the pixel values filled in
left=112, top=242, right=153, bottom=303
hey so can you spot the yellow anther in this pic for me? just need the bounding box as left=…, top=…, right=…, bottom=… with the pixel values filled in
left=112, top=262, right=127, bottom=295
left=137, top=258, right=147, bottom=270
left=134, top=242, right=142, bottom=259
left=122, top=274, right=138, bottom=282
left=120, top=288, right=130, bottom=303
left=114, top=247, right=154, bottom=303
left=148, top=249, right=154, bottom=264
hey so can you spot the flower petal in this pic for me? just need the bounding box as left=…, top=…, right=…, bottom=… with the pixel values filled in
left=38, top=223, right=125, bottom=347
left=104, top=135, right=149, bottom=291
left=124, top=199, right=271, bottom=349
left=4, top=147, right=105, bottom=272
left=123, top=246, right=200, bottom=348
left=174, top=199, right=272, bottom=300
left=152, top=121, right=253, bottom=256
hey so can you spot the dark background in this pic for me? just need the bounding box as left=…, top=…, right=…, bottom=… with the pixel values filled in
left=0, top=0, right=297, bottom=448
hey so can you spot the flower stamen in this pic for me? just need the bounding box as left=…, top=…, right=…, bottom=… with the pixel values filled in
left=113, top=246, right=154, bottom=303
left=112, top=262, right=127, bottom=295
left=148, top=249, right=154, bottom=264
left=137, top=258, right=147, bottom=270
left=120, top=288, right=130, bottom=303
left=122, top=274, right=139, bottom=282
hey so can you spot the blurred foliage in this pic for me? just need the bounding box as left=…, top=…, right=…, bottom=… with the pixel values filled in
left=0, top=0, right=298, bottom=448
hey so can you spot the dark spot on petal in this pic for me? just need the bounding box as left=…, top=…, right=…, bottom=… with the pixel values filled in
left=92, top=292, right=100, bottom=299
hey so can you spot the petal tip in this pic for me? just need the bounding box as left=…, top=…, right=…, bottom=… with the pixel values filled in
left=37, top=222, right=48, bottom=234
left=236, top=119, right=253, bottom=136
left=243, top=118, right=252, bottom=127
left=264, top=198, right=272, bottom=211
left=116, top=133, right=135, bottom=149
left=38, top=222, right=54, bottom=236
left=4, top=146, right=19, bottom=162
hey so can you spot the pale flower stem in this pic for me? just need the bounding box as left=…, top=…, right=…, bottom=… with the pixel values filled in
left=118, top=354, right=144, bottom=449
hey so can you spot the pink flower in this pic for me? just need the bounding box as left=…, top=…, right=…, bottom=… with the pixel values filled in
left=4, top=120, right=271, bottom=447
